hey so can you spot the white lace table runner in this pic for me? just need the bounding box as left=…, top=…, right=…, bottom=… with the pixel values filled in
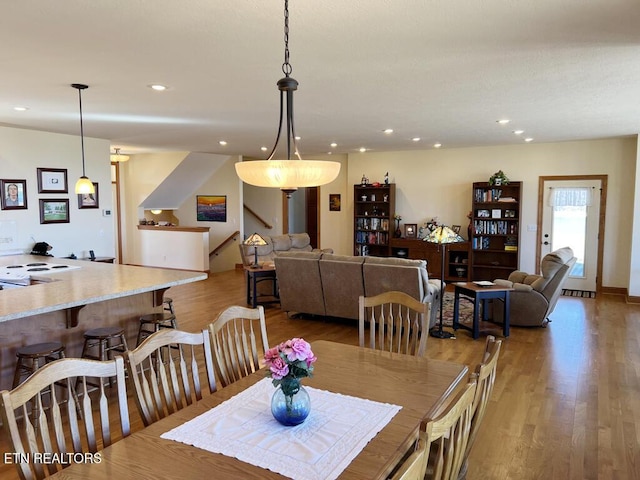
left=161, top=378, right=402, bottom=480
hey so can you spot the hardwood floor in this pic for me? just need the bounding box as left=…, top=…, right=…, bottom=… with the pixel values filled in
left=2, top=268, right=639, bottom=479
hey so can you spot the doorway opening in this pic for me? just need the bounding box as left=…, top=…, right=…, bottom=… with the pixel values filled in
left=537, top=175, right=607, bottom=293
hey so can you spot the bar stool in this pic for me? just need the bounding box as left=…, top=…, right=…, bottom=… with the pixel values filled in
left=13, top=341, right=66, bottom=388
left=137, top=312, right=178, bottom=346
left=80, top=326, right=129, bottom=388
left=13, top=341, right=80, bottom=423
left=163, top=297, right=175, bottom=315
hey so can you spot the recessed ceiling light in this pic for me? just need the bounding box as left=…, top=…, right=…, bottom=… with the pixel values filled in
left=13, top=106, right=29, bottom=111
left=524, top=137, right=534, bottom=142
left=433, top=143, right=442, bottom=148
left=513, top=130, right=524, bottom=135
left=383, top=129, right=394, bottom=134
left=412, top=137, right=421, bottom=142
left=260, top=146, right=268, bottom=152
left=295, top=136, right=301, bottom=140
left=149, top=84, right=168, bottom=91
left=219, top=140, right=227, bottom=146
left=330, top=143, right=337, bottom=148
left=327, top=151, right=333, bottom=155
left=359, top=147, right=367, bottom=153
left=496, top=119, right=510, bottom=125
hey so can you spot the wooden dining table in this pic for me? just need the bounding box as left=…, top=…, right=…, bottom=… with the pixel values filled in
left=51, top=340, right=468, bottom=480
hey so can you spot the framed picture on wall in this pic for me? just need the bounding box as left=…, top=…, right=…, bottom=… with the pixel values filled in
left=196, top=195, right=227, bottom=222
left=0, top=179, right=28, bottom=210
left=37, top=168, right=68, bottom=193
left=78, top=183, right=99, bottom=209
left=39, top=199, right=69, bottom=224
left=329, top=194, right=341, bottom=211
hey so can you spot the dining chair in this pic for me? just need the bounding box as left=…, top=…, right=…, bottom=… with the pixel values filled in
left=0, top=357, right=130, bottom=480
left=124, top=328, right=216, bottom=427
left=458, top=335, right=502, bottom=479
left=208, top=305, right=269, bottom=387
left=358, top=291, right=429, bottom=356
left=389, top=436, right=429, bottom=480
left=423, top=380, right=477, bottom=480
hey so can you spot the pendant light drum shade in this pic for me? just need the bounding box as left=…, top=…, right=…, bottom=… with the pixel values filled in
left=235, top=159, right=340, bottom=191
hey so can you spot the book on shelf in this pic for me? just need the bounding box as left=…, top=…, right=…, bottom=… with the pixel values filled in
left=497, top=197, right=517, bottom=202
left=504, top=245, right=518, bottom=251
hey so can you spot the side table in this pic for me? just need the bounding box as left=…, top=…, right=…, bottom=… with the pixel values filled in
left=244, top=265, right=279, bottom=308
left=452, top=282, right=513, bottom=339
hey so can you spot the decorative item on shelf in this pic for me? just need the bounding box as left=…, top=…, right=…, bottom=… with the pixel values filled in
left=265, top=338, right=316, bottom=426
left=244, top=232, right=268, bottom=268
left=489, top=170, right=509, bottom=186
left=361, top=174, right=368, bottom=186
left=71, top=84, right=95, bottom=195
left=393, top=214, right=402, bottom=238
left=384, top=172, right=389, bottom=185
left=234, top=0, right=340, bottom=199
left=425, top=225, right=465, bottom=339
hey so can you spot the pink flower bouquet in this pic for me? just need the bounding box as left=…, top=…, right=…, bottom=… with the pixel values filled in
left=264, top=338, right=316, bottom=396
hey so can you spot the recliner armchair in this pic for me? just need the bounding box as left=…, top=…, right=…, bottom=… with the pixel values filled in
left=492, top=246, right=577, bottom=327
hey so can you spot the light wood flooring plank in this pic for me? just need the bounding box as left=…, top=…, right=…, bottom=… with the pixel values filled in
left=1, top=269, right=639, bottom=479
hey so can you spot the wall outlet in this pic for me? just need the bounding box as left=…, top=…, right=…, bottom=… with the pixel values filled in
left=102, top=209, right=111, bottom=217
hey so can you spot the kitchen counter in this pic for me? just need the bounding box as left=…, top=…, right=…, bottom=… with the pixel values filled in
left=0, top=254, right=207, bottom=390
left=0, top=255, right=206, bottom=325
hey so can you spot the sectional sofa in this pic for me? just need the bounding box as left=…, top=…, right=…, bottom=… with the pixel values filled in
left=274, top=252, right=442, bottom=328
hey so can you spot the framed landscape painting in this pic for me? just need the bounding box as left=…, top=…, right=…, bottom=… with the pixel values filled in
left=39, top=199, right=69, bottom=224
left=197, top=195, right=227, bottom=222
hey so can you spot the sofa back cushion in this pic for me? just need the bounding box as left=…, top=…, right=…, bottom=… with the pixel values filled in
left=319, top=254, right=365, bottom=319
left=270, top=234, right=292, bottom=252
left=362, top=256, right=428, bottom=302
left=274, top=251, right=325, bottom=316
left=290, top=233, right=312, bottom=251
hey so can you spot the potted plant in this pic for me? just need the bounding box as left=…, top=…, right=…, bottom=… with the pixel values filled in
left=489, top=170, right=509, bottom=186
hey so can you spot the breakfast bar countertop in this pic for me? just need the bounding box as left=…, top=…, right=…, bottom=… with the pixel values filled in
left=0, top=254, right=207, bottom=324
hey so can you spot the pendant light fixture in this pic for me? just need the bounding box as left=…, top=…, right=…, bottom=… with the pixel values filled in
left=72, top=83, right=95, bottom=195
left=110, top=147, right=130, bottom=163
left=235, top=0, right=340, bottom=198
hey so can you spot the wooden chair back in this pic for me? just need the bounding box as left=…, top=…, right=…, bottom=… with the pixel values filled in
left=389, top=436, right=429, bottom=480
left=124, top=328, right=216, bottom=427
left=0, top=357, right=130, bottom=480
left=209, top=305, right=269, bottom=387
left=359, top=291, right=429, bottom=356
left=423, top=380, right=477, bottom=480
left=459, top=335, right=502, bottom=478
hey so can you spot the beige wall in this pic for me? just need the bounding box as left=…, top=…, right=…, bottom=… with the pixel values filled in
left=121, top=152, right=242, bottom=272
left=0, top=126, right=113, bottom=259
left=343, top=137, right=637, bottom=289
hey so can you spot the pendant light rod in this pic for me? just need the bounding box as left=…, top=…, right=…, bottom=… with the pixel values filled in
left=71, top=83, right=94, bottom=195
left=71, top=83, right=88, bottom=177
left=266, top=0, right=301, bottom=162
left=234, top=0, right=341, bottom=197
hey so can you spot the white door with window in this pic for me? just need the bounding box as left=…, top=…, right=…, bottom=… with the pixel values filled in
left=541, top=179, right=601, bottom=292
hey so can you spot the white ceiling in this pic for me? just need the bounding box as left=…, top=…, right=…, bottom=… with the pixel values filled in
left=1, top=0, right=640, bottom=159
